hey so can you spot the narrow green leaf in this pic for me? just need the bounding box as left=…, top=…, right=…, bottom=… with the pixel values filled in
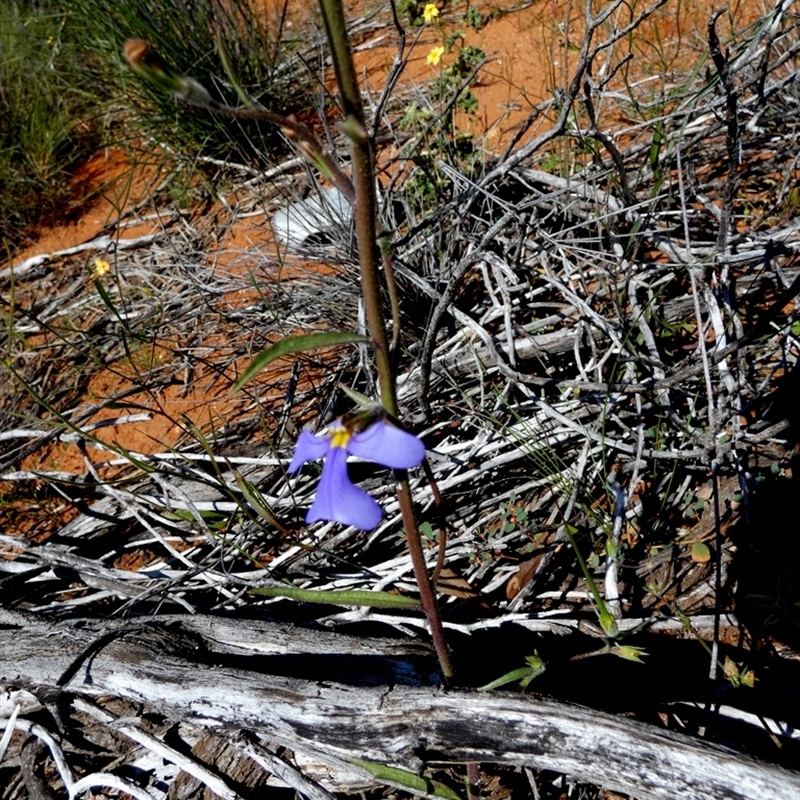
left=350, top=758, right=460, bottom=800
left=233, top=331, right=368, bottom=391
left=250, top=586, right=420, bottom=609
left=93, top=279, right=123, bottom=323
left=649, top=120, right=663, bottom=167
left=215, top=29, right=257, bottom=109
left=163, top=508, right=227, bottom=525
left=232, top=469, right=289, bottom=534
left=340, top=384, right=374, bottom=407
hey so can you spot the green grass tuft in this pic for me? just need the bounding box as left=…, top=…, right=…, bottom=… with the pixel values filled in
left=0, top=2, right=99, bottom=245
left=67, top=0, right=310, bottom=166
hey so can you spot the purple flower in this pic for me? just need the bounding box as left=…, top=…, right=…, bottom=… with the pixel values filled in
left=288, top=418, right=426, bottom=531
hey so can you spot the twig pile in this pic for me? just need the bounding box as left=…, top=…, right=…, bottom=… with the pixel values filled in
left=2, top=2, right=800, bottom=797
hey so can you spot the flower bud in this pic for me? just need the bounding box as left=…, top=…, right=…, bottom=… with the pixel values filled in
left=611, top=645, right=648, bottom=663
left=599, top=609, right=619, bottom=639
left=123, top=39, right=214, bottom=108
left=123, top=39, right=183, bottom=94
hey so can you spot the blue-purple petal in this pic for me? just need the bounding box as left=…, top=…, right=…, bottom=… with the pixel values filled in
left=288, top=429, right=331, bottom=474
left=305, top=447, right=383, bottom=530
left=348, top=420, right=426, bottom=469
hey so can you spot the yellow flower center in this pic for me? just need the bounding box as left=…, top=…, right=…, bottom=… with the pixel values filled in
left=329, top=426, right=352, bottom=449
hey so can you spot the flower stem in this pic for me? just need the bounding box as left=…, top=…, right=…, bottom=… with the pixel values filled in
left=318, top=0, right=453, bottom=682
left=317, top=0, right=393, bottom=409
left=396, top=473, right=454, bottom=681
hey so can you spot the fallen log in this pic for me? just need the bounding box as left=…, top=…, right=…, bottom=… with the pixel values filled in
left=1, top=614, right=797, bottom=800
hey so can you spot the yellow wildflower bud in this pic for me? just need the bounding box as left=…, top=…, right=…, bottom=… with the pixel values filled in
left=92, top=258, right=111, bottom=278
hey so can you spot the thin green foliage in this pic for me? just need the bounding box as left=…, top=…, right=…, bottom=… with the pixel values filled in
left=349, top=758, right=460, bottom=800
left=0, top=2, right=98, bottom=244
left=250, top=586, right=421, bottom=609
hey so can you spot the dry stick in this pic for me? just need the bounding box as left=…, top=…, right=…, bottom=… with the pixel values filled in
left=0, top=231, right=165, bottom=285
left=13, top=721, right=73, bottom=798
left=227, top=732, right=337, bottom=800
left=707, top=9, right=745, bottom=683
left=73, top=698, right=238, bottom=800
left=406, top=170, right=793, bottom=408
left=69, top=774, right=158, bottom=800
left=753, top=0, right=793, bottom=103
left=418, top=250, right=486, bottom=415
left=675, top=149, right=716, bottom=432
left=369, top=0, right=409, bottom=140
left=20, top=737, right=62, bottom=800
left=582, top=78, right=635, bottom=207
left=708, top=9, right=742, bottom=252
left=431, top=304, right=712, bottom=461
left=317, top=0, right=452, bottom=682
left=675, top=142, right=722, bottom=682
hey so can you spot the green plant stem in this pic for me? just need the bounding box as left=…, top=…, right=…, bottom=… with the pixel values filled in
left=562, top=524, right=617, bottom=638
left=317, top=0, right=453, bottom=682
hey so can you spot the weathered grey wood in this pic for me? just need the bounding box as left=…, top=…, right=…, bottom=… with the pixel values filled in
left=1, top=618, right=797, bottom=800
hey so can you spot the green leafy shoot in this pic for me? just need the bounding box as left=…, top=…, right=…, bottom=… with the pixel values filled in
left=340, top=384, right=375, bottom=407
left=92, top=277, right=125, bottom=325
left=231, top=468, right=291, bottom=535
left=562, top=524, right=619, bottom=639
left=477, top=652, right=546, bottom=692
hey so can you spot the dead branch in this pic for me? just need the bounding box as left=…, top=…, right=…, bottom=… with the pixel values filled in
left=1, top=616, right=797, bottom=800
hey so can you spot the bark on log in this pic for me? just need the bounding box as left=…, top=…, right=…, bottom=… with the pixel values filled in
left=1, top=616, right=797, bottom=800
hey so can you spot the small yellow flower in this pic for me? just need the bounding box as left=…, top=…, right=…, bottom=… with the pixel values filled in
left=92, top=258, right=111, bottom=278
left=426, top=45, right=445, bottom=66
left=423, top=3, right=439, bottom=23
